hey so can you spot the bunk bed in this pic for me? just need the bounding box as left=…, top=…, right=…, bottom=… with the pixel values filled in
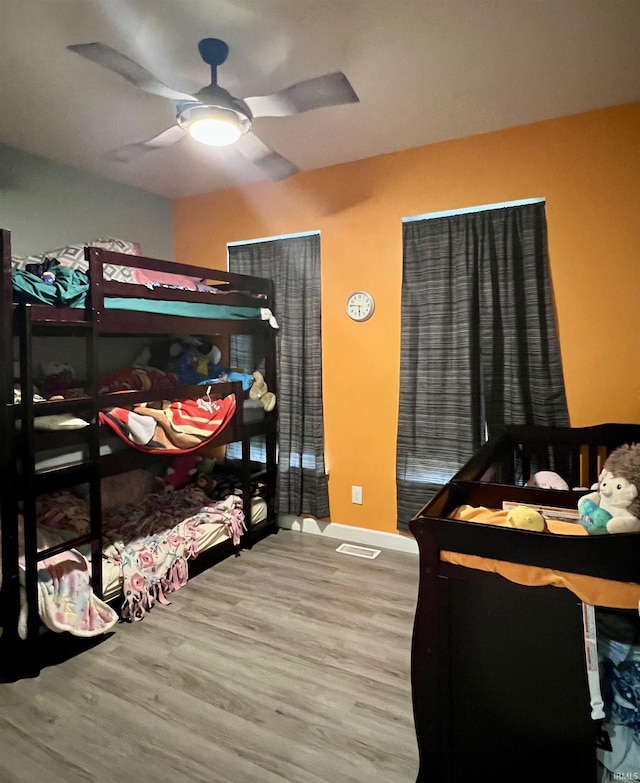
left=0, top=228, right=279, bottom=679
left=409, top=423, right=640, bottom=782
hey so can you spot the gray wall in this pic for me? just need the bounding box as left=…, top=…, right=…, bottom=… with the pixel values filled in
left=1, top=142, right=176, bottom=380
left=0, top=143, right=174, bottom=259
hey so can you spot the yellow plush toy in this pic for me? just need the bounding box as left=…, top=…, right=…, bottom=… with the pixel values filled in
left=506, top=506, right=547, bottom=532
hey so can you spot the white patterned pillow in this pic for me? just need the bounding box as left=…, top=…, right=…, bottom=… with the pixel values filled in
left=37, top=243, right=87, bottom=269
left=91, top=237, right=141, bottom=255
left=89, top=237, right=141, bottom=283
left=12, top=238, right=141, bottom=282
left=11, top=255, right=29, bottom=270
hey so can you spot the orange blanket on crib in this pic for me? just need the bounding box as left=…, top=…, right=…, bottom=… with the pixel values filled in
left=443, top=505, right=640, bottom=609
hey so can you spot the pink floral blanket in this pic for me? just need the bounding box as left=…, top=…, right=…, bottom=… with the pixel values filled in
left=102, top=487, right=245, bottom=621
left=37, top=486, right=246, bottom=624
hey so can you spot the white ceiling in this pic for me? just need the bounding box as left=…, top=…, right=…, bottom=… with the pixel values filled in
left=1, top=0, right=639, bottom=200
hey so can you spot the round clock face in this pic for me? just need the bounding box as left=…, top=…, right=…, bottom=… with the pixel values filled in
left=346, top=290, right=375, bottom=322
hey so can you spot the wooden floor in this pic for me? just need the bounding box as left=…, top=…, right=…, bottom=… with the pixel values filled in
left=0, top=530, right=420, bottom=783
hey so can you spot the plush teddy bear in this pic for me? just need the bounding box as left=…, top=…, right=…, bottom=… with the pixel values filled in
left=249, top=371, right=277, bottom=412
left=578, top=443, right=640, bottom=534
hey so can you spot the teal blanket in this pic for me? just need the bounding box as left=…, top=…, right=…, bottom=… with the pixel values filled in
left=11, top=268, right=262, bottom=320
left=12, top=267, right=89, bottom=307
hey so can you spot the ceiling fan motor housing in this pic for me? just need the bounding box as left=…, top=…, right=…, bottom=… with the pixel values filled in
left=177, top=102, right=252, bottom=137
left=177, top=81, right=253, bottom=136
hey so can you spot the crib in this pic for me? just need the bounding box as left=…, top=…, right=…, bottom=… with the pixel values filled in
left=409, top=423, right=640, bottom=782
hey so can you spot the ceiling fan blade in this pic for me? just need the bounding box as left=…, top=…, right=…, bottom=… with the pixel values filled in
left=236, top=132, right=299, bottom=181
left=243, top=72, right=359, bottom=118
left=110, top=125, right=186, bottom=162
left=67, top=42, right=195, bottom=102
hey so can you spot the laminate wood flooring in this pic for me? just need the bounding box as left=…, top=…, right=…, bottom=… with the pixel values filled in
left=0, top=530, right=419, bottom=783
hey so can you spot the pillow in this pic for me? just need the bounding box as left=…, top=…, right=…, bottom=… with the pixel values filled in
left=11, top=255, right=29, bottom=270
left=11, top=238, right=141, bottom=283
left=91, top=237, right=141, bottom=256
left=90, top=238, right=141, bottom=283
left=131, top=267, right=199, bottom=290
left=30, top=243, right=87, bottom=269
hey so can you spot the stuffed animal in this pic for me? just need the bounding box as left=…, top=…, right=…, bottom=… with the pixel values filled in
left=136, top=337, right=255, bottom=392
left=578, top=444, right=640, bottom=534
left=249, top=371, right=276, bottom=412
left=166, top=338, right=225, bottom=385
left=196, top=457, right=218, bottom=495
left=135, top=337, right=223, bottom=382
left=506, top=506, right=547, bottom=532
left=158, top=454, right=201, bottom=491
left=134, top=339, right=179, bottom=370
left=525, top=471, right=569, bottom=491
left=40, top=360, right=82, bottom=398
left=42, top=360, right=75, bottom=383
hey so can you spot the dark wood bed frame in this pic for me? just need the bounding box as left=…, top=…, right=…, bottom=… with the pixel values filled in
left=409, top=423, right=640, bottom=782
left=0, top=228, right=278, bottom=679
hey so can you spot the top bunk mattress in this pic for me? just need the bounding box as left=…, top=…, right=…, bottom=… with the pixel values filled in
left=5, top=237, right=278, bottom=330
left=11, top=267, right=274, bottom=323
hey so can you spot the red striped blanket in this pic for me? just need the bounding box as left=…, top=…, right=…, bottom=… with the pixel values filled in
left=99, top=394, right=236, bottom=453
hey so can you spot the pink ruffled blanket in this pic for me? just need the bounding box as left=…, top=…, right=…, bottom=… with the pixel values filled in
left=0, top=517, right=119, bottom=638
left=29, top=525, right=119, bottom=637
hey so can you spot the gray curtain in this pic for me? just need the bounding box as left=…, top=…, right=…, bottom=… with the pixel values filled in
left=396, top=202, right=568, bottom=530
left=229, top=234, right=330, bottom=518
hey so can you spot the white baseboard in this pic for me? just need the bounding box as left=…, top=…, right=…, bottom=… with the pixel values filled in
left=278, top=514, right=418, bottom=555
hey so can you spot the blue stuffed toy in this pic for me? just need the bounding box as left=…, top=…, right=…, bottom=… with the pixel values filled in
left=166, top=339, right=225, bottom=385
left=578, top=497, right=613, bottom=535
left=166, top=338, right=254, bottom=391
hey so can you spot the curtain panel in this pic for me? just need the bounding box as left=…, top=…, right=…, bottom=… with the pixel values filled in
left=397, top=202, right=568, bottom=531
left=229, top=234, right=330, bottom=518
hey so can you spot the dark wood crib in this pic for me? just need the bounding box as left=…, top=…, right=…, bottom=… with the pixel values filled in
left=409, top=423, right=640, bottom=782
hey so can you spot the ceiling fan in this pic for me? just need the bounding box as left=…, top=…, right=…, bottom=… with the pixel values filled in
left=67, top=38, right=359, bottom=181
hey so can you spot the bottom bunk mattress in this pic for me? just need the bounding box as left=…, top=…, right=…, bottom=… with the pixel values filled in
left=2, top=485, right=266, bottom=638
left=99, top=492, right=267, bottom=610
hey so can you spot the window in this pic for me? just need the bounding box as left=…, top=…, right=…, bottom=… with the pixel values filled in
left=396, top=201, right=568, bottom=530
left=228, top=232, right=329, bottom=518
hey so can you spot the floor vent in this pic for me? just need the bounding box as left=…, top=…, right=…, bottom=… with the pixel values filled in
left=335, top=543, right=381, bottom=560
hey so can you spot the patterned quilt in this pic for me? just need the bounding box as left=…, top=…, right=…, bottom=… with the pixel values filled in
left=36, top=486, right=246, bottom=624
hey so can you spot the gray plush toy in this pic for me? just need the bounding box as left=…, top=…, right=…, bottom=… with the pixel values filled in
left=578, top=443, right=640, bottom=534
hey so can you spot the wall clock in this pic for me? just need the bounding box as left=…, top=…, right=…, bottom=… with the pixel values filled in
left=346, top=290, right=375, bottom=322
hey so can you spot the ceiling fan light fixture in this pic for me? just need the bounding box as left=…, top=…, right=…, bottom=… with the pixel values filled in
left=178, top=105, right=250, bottom=147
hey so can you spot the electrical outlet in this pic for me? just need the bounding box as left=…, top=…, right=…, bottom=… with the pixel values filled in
left=351, top=485, right=363, bottom=504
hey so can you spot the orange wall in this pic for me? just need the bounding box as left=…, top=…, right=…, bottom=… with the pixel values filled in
left=174, top=103, right=640, bottom=535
